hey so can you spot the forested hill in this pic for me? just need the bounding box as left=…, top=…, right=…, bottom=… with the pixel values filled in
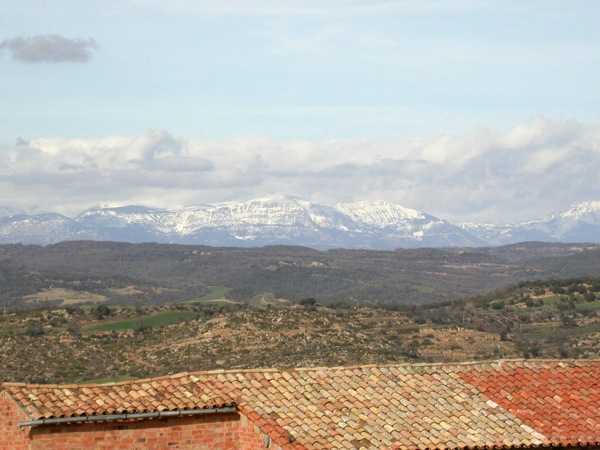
left=1, top=241, right=599, bottom=310
left=3, top=274, right=600, bottom=383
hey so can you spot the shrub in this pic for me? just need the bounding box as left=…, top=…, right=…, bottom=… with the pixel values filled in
left=26, top=321, right=44, bottom=337
left=94, top=304, right=111, bottom=319
left=299, top=297, right=317, bottom=307
left=66, top=320, right=82, bottom=335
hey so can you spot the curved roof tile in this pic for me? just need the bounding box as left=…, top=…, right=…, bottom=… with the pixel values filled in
left=3, top=360, right=600, bottom=449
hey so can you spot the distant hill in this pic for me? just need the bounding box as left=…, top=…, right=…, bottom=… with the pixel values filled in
left=1, top=241, right=599, bottom=310
left=0, top=197, right=599, bottom=249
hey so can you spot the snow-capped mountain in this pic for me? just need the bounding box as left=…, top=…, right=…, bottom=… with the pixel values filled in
left=0, top=206, right=18, bottom=217
left=0, top=196, right=483, bottom=249
left=543, top=201, right=600, bottom=241
left=0, top=213, right=77, bottom=245
left=0, top=198, right=598, bottom=249
left=460, top=201, right=600, bottom=245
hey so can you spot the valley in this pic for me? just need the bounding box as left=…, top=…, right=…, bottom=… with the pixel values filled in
left=1, top=241, right=600, bottom=309
left=1, top=240, right=599, bottom=384
left=2, top=275, right=600, bottom=384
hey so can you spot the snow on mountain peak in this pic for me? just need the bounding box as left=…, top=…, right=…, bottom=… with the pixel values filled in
left=540, top=201, right=600, bottom=226
left=551, top=201, right=600, bottom=221
left=2, top=197, right=598, bottom=248
left=334, top=200, right=425, bottom=227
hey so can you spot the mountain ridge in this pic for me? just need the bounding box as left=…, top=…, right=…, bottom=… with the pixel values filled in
left=460, top=201, right=600, bottom=245
left=0, top=197, right=598, bottom=249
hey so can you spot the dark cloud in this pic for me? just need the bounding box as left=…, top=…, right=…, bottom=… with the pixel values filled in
left=0, top=35, right=98, bottom=63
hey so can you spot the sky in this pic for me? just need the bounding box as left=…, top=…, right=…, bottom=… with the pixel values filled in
left=1, top=0, right=599, bottom=223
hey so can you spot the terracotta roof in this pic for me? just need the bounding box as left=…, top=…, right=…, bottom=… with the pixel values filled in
left=2, top=374, right=236, bottom=418
left=3, top=359, right=600, bottom=449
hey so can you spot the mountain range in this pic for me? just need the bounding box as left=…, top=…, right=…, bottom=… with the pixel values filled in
left=0, top=197, right=599, bottom=249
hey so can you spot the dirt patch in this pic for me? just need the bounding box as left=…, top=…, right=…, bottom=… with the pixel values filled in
left=23, top=288, right=107, bottom=306
left=417, top=327, right=519, bottom=360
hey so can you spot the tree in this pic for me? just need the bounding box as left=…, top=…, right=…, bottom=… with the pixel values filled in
left=560, top=314, right=577, bottom=328
left=533, top=287, right=545, bottom=296
left=26, top=321, right=44, bottom=337
left=94, top=304, right=111, bottom=319
left=299, top=297, right=317, bottom=308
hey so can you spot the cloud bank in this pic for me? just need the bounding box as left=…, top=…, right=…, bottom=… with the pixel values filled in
left=0, top=118, right=598, bottom=223
left=0, top=35, right=98, bottom=63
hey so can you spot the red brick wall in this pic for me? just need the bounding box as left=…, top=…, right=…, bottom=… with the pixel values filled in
left=1, top=405, right=270, bottom=450
left=0, top=391, right=31, bottom=450
left=237, top=412, right=273, bottom=450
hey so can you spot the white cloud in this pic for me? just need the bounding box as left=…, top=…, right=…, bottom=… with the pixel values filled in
left=1, top=118, right=598, bottom=223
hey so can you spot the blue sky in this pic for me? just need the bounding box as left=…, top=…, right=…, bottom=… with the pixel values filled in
left=1, top=1, right=599, bottom=222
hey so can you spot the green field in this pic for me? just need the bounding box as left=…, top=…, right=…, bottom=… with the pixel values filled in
left=86, top=311, right=200, bottom=332
left=521, top=323, right=600, bottom=340
left=186, top=285, right=232, bottom=303
left=250, top=293, right=276, bottom=307
left=415, top=285, right=436, bottom=294
left=575, top=300, right=600, bottom=312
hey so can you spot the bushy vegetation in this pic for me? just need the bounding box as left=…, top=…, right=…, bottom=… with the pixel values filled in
left=2, top=275, right=600, bottom=384
left=1, top=240, right=600, bottom=384
left=2, top=241, right=600, bottom=310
